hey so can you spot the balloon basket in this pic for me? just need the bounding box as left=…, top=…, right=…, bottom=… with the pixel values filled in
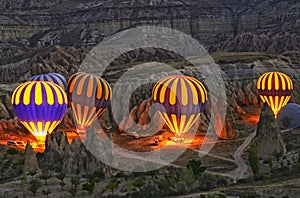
left=172, top=137, right=185, bottom=143
left=169, top=133, right=185, bottom=143
left=35, top=136, right=46, bottom=145
left=76, top=128, right=86, bottom=142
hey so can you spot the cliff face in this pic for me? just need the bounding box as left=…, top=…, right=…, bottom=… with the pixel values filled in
left=0, top=0, right=299, bottom=61
left=0, top=0, right=298, bottom=84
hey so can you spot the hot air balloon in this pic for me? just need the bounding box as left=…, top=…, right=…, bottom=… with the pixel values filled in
left=257, top=72, right=293, bottom=117
left=152, top=75, right=208, bottom=137
left=11, top=81, right=68, bottom=143
left=277, top=103, right=300, bottom=130
left=28, top=73, right=67, bottom=90
left=67, top=72, right=112, bottom=137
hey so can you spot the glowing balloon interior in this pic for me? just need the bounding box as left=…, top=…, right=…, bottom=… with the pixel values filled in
left=152, top=75, right=208, bottom=136
left=11, top=81, right=68, bottom=143
left=28, top=72, right=67, bottom=91
left=257, top=71, right=293, bottom=117
left=67, top=72, right=112, bottom=132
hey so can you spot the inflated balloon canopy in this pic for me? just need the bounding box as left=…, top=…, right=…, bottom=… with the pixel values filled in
left=27, top=72, right=67, bottom=91
left=11, top=81, right=68, bottom=143
left=257, top=71, right=293, bottom=117
left=67, top=72, right=112, bottom=131
left=152, top=75, right=208, bottom=136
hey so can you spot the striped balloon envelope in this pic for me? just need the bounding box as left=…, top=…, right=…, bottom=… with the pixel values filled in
left=257, top=71, right=293, bottom=117
left=152, top=75, right=208, bottom=136
left=11, top=81, right=68, bottom=143
left=28, top=73, right=67, bottom=90
left=67, top=72, right=112, bottom=132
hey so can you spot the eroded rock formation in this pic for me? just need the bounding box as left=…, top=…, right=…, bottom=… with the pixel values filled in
left=255, top=104, right=286, bottom=160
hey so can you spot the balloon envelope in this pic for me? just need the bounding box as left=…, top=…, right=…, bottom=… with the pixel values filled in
left=257, top=71, right=293, bottom=117
left=152, top=75, right=208, bottom=136
left=11, top=81, right=68, bottom=142
left=67, top=72, right=112, bottom=131
left=28, top=73, right=67, bottom=91
left=277, top=103, right=300, bottom=130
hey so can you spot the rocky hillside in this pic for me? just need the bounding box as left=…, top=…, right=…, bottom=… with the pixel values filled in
left=0, top=0, right=299, bottom=61
left=26, top=130, right=113, bottom=177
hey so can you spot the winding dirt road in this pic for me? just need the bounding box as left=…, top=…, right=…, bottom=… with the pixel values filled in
left=208, top=130, right=257, bottom=182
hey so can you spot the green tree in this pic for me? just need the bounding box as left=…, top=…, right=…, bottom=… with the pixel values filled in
left=82, top=181, right=95, bottom=195
left=42, top=189, right=52, bottom=198
left=106, top=179, right=118, bottom=194
left=186, top=159, right=206, bottom=176
left=59, top=181, right=66, bottom=191
left=6, top=148, right=19, bottom=156
left=268, top=156, right=273, bottom=171
left=71, top=177, right=80, bottom=188
left=248, top=143, right=260, bottom=178
left=68, top=186, right=78, bottom=197
left=94, top=169, right=105, bottom=180
left=132, top=176, right=146, bottom=188
left=29, top=169, right=37, bottom=179
left=40, top=170, right=51, bottom=185
left=88, top=174, right=100, bottom=184
left=177, top=167, right=195, bottom=186
left=56, top=172, right=66, bottom=190
left=56, top=172, right=65, bottom=182
left=28, top=178, right=41, bottom=196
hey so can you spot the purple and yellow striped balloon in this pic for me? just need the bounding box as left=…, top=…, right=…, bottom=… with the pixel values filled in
left=11, top=81, right=68, bottom=143
left=28, top=73, right=67, bottom=91
left=152, top=75, right=208, bottom=136
left=67, top=72, right=112, bottom=131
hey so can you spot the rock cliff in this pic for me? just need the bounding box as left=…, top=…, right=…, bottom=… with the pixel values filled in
left=0, top=0, right=298, bottom=61
left=36, top=130, right=112, bottom=177
left=255, top=103, right=286, bottom=161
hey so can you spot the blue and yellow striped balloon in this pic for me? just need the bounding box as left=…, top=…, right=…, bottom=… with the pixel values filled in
left=28, top=73, right=67, bottom=90
left=152, top=75, right=208, bottom=136
left=67, top=72, right=112, bottom=131
left=11, top=81, right=68, bottom=143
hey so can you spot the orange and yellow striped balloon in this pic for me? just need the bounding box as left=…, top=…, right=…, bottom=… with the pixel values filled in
left=67, top=72, right=112, bottom=131
left=152, top=75, right=208, bottom=136
left=11, top=81, right=68, bottom=143
left=257, top=71, right=293, bottom=117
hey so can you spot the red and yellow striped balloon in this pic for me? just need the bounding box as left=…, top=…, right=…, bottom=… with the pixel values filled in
left=11, top=81, right=68, bottom=143
left=67, top=72, right=112, bottom=132
left=152, top=75, right=208, bottom=136
left=257, top=71, right=293, bottom=117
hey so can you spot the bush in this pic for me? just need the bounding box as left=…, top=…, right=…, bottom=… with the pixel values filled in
left=106, top=179, right=118, bottom=194
left=82, top=181, right=95, bottom=195
left=6, top=148, right=18, bottom=156
left=28, top=178, right=41, bottom=196
left=248, top=143, right=260, bottom=177
left=186, top=159, right=206, bottom=176
left=132, top=176, right=146, bottom=188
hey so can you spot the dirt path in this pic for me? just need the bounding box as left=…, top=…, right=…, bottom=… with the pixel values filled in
left=207, top=130, right=257, bottom=182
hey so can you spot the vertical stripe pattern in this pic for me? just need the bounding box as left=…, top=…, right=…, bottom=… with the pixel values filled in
left=11, top=81, right=68, bottom=141
left=257, top=71, right=293, bottom=117
left=28, top=73, right=67, bottom=91
left=67, top=72, right=112, bottom=130
left=152, top=75, right=208, bottom=135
